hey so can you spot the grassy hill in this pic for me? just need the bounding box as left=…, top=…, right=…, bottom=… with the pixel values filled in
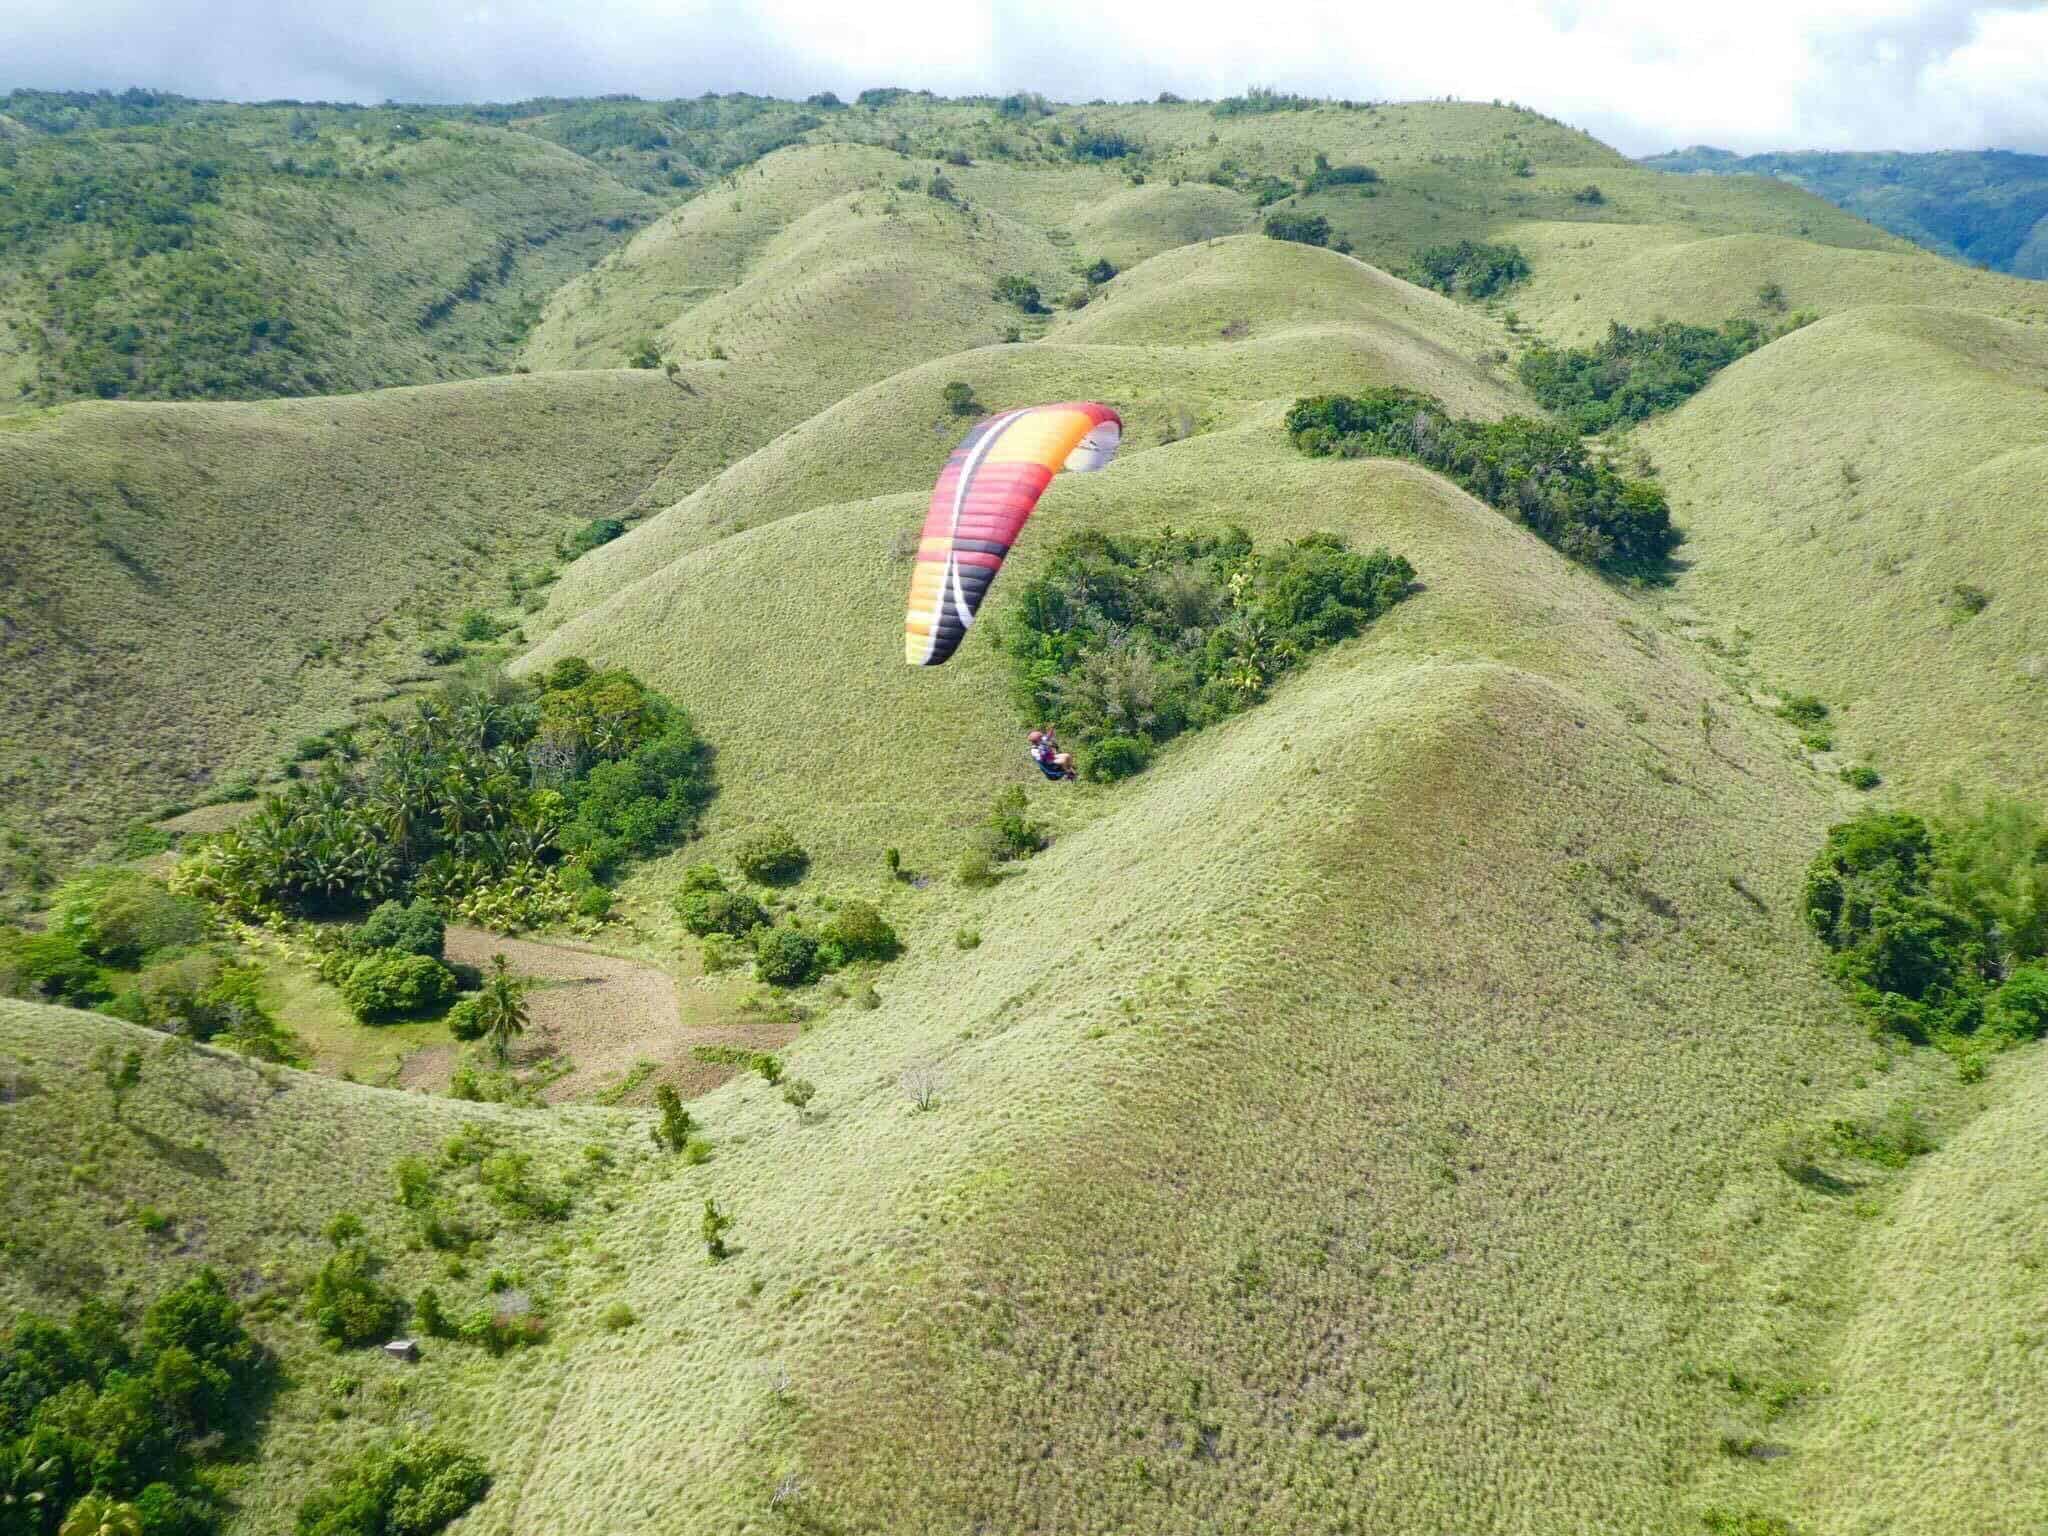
left=497, top=415, right=1989, bottom=1533
left=1641, top=304, right=2048, bottom=801
left=0, top=370, right=694, bottom=857
left=0, top=92, right=671, bottom=409
left=4, top=90, right=2047, bottom=1536
left=1643, top=146, right=2048, bottom=279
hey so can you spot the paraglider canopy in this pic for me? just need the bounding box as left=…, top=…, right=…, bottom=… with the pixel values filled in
left=904, top=401, right=1121, bottom=666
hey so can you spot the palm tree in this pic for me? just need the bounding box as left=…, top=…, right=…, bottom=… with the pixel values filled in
left=60, top=1496, right=143, bottom=1536
left=474, top=954, right=532, bottom=1064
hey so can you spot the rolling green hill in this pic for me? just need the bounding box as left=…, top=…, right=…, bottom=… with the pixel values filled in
left=3, top=90, right=2046, bottom=1536
left=0, top=370, right=694, bottom=856
left=0, top=92, right=667, bottom=408
left=1643, top=146, right=2048, bottom=279
left=1641, top=304, right=2048, bottom=801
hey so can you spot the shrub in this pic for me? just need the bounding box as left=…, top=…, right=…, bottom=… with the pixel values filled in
left=699, top=933, right=748, bottom=973
left=1262, top=211, right=1329, bottom=246
left=600, top=1301, right=636, bottom=1331
left=308, top=1245, right=404, bottom=1348
left=59, top=871, right=211, bottom=966
left=941, top=380, right=980, bottom=416
left=355, top=899, right=445, bottom=960
left=420, top=636, right=464, bottom=665
left=735, top=825, right=808, bottom=885
left=1408, top=240, right=1529, bottom=298
left=984, top=786, right=1046, bottom=860
left=1285, top=390, right=1674, bottom=576
left=626, top=336, right=661, bottom=369
left=1988, top=966, right=2048, bottom=1040
left=560, top=517, right=626, bottom=560
left=1517, top=317, right=1774, bottom=432
left=651, top=1083, right=693, bottom=1152
left=0, top=928, right=110, bottom=1006
left=1829, top=1103, right=1934, bottom=1167
left=676, top=886, right=767, bottom=938
left=957, top=849, right=997, bottom=888
left=955, top=927, right=981, bottom=950
left=1085, top=734, right=1153, bottom=782
left=415, top=1288, right=452, bottom=1338
left=821, top=900, right=899, bottom=962
left=754, top=926, right=819, bottom=986
left=1777, top=693, right=1829, bottom=726
left=993, top=274, right=1045, bottom=313
left=1572, top=184, right=1606, bottom=205
left=445, top=997, right=484, bottom=1041
left=680, top=862, right=725, bottom=894
left=702, top=1198, right=733, bottom=1261
left=1841, top=764, right=1881, bottom=790
left=340, top=953, right=457, bottom=1023
left=454, top=609, right=505, bottom=643
left=294, top=1434, right=488, bottom=1536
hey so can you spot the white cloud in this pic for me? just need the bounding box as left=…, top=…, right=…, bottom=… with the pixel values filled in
left=5, top=0, right=2047, bottom=154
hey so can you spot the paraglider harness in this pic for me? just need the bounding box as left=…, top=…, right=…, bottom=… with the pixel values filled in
left=1029, top=729, right=1078, bottom=781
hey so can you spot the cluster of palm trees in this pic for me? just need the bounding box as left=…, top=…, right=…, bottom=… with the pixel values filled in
left=198, top=668, right=703, bottom=916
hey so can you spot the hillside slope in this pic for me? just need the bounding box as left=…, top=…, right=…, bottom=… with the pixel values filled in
left=538, top=237, right=1520, bottom=628
left=1642, top=146, right=2048, bottom=278
left=495, top=420, right=1926, bottom=1533
left=0, top=370, right=693, bottom=850
left=1642, top=304, right=2048, bottom=800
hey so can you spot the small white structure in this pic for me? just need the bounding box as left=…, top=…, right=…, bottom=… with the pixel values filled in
left=384, top=1339, right=420, bottom=1363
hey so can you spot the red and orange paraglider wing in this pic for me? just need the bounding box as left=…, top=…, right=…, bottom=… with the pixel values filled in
left=904, top=401, right=1122, bottom=666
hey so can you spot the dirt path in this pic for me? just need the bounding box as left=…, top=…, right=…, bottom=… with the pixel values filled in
left=419, top=926, right=797, bottom=1104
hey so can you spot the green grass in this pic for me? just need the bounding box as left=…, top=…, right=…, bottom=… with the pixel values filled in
left=0, top=369, right=692, bottom=858
left=1641, top=305, right=2048, bottom=801
left=4, top=91, right=2047, bottom=1535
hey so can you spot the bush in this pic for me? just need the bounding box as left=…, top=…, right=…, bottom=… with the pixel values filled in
left=1408, top=240, right=1529, bottom=298
left=993, top=273, right=1045, bottom=313
left=1084, top=734, right=1154, bottom=782
left=676, top=886, right=767, bottom=938
left=444, top=997, right=484, bottom=1041
left=420, top=636, right=464, bottom=665
left=955, top=927, right=981, bottom=950
left=984, top=786, right=1046, bottom=861
left=0, top=928, right=110, bottom=1006
left=734, top=825, right=808, bottom=885
left=415, top=1288, right=452, bottom=1338
left=652, top=1082, right=694, bottom=1152
left=600, top=1302, right=636, bottom=1331
left=821, top=900, right=899, bottom=962
left=340, top=953, right=457, bottom=1023
left=355, top=899, right=445, bottom=960
left=561, top=517, right=626, bottom=560
left=58, top=871, right=211, bottom=966
left=454, top=609, right=506, bottom=643
left=1286, top=389, right=1675, bottom=577
left=308, top=1246, right=404, bottom=1348
left=1262, top=211, right=1329, bottom=246
left=1778, top=693, right=1830, bottom=726
left=626, top=336, right=662, bottom=369
left=294, top=1434, right=488, bottom=1536
left=1988, top=966, right=2048, bottom=1040
left=941, top=380, right=980, bottom=416
left=1842, top=764, right=1882, bottom=791
left=1517, top=317, right=1774, bottom=432
left=957, top=849, right=997, bottom=889
left=754, top=926, right=819, bottom=986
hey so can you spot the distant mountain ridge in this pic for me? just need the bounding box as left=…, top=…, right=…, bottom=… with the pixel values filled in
left=1642, top=145, right=2048, bottom=278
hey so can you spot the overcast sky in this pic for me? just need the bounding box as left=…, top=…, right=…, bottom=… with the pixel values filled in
left=9, top=0, right=2048, bottom=156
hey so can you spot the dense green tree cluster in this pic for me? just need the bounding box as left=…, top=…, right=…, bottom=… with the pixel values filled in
left=176, top=663, right=712, bottom=927
left=1212, top=87, right=1319, bottom=117
left=1407, top=240, right=1530, bottom=298
left=673, top=864, right=898, bottom=987
left=1517, top=317, right=1807, bottom=432
left=1003, top=526, right=1414, bottom=782
left=1285, top=389, right=1680, bottom=576
left=0, top=1270, right=264, bottom=1536
left=1262, top=211, right=1331, bottom=247
left=294, top=1435, right=488, bottom=1536
left=1806, top=799, right=2048, bottom=1048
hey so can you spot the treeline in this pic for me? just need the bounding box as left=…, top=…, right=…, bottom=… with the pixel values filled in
left=1407, top=240, right=1529, bottom=299
left=1286, top=389, right=1679, bottom=577
left=0, top=1269, right=265, bottom=1536
left=1806, top=797, right=2047, bottom=1060
left=175, top=662, right=713, bottom=931
left=1517, top=314, right=1813, bottom=432
left=1003, top=526, right=1415, bottom=781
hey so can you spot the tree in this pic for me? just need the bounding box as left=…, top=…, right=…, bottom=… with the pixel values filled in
left=702, top=1198, right=733, bottom=1261
left=60, top=1496, right=143, bottom=1536
left=781, top=1078, right=816, bottom=1120
left=1262, top=211, right=1330, bottom=246
left=941, top=380, right=980, bottom=416
left=652, top=1083, right=693, bottom=1152
left=89, top=1043, right=142, bottom=1119
left=993, top=274, right=1045, bottom=313
left=472, top=955, right=531, bottom=1064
